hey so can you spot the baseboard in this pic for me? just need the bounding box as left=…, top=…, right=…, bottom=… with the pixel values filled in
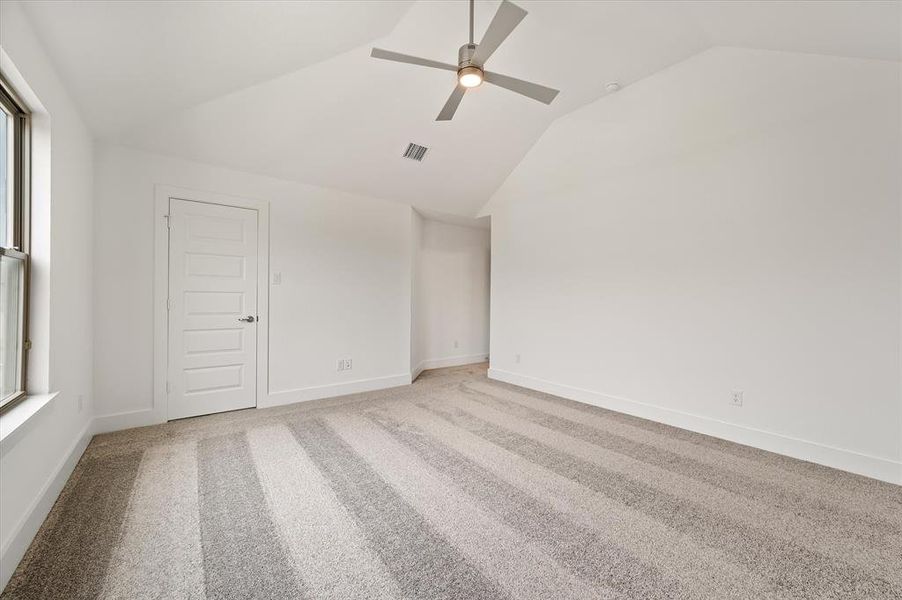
left=92, top=408, right=162, bottom=435
left=412, top=354, right=488, bottom=382
left=420, top=354, right=489, bottom=371
left=92, top=373, right=416, bottom=432
left=263, top=373, right=412, bottom=408
left=0, top=419, right=93, bottom=590
left=488, top=368, right=902, bottom=485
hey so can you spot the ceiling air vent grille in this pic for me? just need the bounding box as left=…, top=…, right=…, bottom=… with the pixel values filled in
left=403, top=143, right=429, bottom=162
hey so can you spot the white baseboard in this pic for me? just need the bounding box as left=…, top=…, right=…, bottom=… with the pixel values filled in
left=421, top=354, right=489, bottom=371
left=0, top=419, right=93, bottom=590
left=263, top=373, right=412, bottom=408
left=92, top=408, right=162, bottom=435
left=424, top=354, right=489, bottom=369
left=488, top=368, right=902, bottom=485
left=92, top=373, right=416, bottom=432
left=412, top=354, right=488, bottom=382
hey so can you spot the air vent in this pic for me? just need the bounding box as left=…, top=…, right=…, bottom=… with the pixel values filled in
left=403, top=143, right=429, bottom=162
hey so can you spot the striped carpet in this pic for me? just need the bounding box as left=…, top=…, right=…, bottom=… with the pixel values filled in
left=3, top=364, right=900, bottom=599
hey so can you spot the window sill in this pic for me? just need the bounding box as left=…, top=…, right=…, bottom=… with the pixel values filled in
left=0, top=391, right=59, bottom=457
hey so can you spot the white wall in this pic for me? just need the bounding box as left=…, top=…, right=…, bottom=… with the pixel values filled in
left=412, top=217, right=490, bottom=377
left=93, top=145, right=412, bottom=429
left=0, top=0, right=95, bottom=587
left=486, top=47, right=902, bottom=484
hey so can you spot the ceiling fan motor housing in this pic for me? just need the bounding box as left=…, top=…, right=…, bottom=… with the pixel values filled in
left=458, top=43, right=478, bottom=68
left=457, top=43, right=484, bottom=87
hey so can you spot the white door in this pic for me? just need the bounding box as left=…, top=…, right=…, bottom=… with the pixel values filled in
left=167, top=199, right=258, bottom=420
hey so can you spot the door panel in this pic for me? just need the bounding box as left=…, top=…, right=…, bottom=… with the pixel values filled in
left=184, top=328, right=243, bottom=355
left=168, top=199, right=258, bottom=419
left=185, top=253, right=245, bottom=278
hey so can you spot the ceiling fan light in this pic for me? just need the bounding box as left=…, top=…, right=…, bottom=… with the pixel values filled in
left=458, top=66, right=484, bottom=88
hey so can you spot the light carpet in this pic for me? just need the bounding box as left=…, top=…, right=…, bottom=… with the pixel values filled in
left=3, top=364, right=901, bottom=599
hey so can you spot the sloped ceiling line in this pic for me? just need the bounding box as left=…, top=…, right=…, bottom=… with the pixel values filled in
left=20, top=0, right=902, bottom=218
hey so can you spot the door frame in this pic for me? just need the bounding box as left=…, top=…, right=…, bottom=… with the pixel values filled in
left=153, top=185, right=270, bottom=422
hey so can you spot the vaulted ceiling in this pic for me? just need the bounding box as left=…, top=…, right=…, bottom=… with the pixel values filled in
left=20, top=0, right=902, bottom=218
left=20, top=0, right=416, bottom=137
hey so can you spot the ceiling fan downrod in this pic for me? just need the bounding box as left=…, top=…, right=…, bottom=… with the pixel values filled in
left=457, top=0, right=482, bottom=86
left=469, top=0, right=475, bottom=45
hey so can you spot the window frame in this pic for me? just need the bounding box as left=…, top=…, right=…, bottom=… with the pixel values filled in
left=0, top=72, right=31, bottom=412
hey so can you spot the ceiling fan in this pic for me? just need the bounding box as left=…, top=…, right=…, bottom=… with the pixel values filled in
left=371, top=0, right=560, bottom=121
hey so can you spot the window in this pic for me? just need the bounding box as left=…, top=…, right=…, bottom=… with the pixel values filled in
left=0, top=74, right=30, bottom=411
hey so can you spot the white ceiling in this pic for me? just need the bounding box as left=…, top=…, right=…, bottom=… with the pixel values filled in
left=21, top=0, right=902, bottom=218
left=20, top=0, right=415, bottom=137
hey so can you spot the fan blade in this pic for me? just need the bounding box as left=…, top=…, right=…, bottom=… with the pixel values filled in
left=471, top=0, right=527, bottom=66
left=370, top=48, right=458, bottom=72
left=436, top=85, right=467, bottom=121
left=484, top=71, right=559, bottom=104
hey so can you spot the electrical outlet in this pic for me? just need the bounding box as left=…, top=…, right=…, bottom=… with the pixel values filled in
left=337, top=359, right=344, bottom=372
left=515, top=353, right=521, bottom=364
left=272, top=272, right=282, bottom=285
left=77, top=395, right=84, bottom=412
left=344, top=358, right=353, bottom=371
left=730, top=390, right=744, bottom=407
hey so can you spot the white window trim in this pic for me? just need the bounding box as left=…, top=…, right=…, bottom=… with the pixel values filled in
left=0, top=391, right=58, bottom=457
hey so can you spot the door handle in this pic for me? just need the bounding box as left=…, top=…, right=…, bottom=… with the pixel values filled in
left=238, top=315, right=256, bottom=323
